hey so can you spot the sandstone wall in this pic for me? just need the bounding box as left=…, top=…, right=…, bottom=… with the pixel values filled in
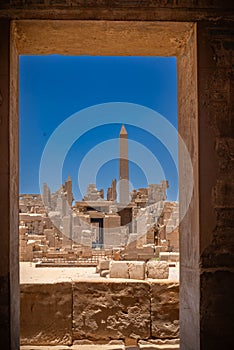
left=20, top=280, right=179, bottom=345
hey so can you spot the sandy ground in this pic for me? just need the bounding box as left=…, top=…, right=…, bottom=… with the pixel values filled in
left=20, top=263, right=103, bottom=283
left=20, top=262, right=179, bottom=284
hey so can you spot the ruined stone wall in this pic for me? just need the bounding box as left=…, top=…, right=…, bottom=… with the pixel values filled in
left=20, top=280, right=179, bottom=346
left=136, top=201, right=164, bottom=237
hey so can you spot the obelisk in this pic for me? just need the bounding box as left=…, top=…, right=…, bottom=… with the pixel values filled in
left=119, top=124, right=129, bottom=203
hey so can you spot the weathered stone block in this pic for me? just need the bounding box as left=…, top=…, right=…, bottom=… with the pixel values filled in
left=139, top=344, right=179, bottom=349
left=20, top=347, right=70, bottom=350
left=109, top=261, right=146, bottom=280
left=73, top=345, right=124, bottom=350
left=150, top=282, right=179, bottom=339
left=20, top=345, right=70, bottom=350
left=109, top=261, right=129, bottom=278
left=20, top=283, right=72, bottom=345
left=128, top=261, right=145, bottom=280
left=159, top=253, right=180, bottom=262
left=73, top=339, right=125, bottom=348
left=139, top=338, right=180, bottom=346
left=147, top=261, right=169, bottom=279
left=98, top=259, right=111, bottom=272
left=72, top=280, right=150, bottom=341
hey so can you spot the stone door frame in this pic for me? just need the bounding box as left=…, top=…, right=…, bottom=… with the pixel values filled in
left=1, top=17, right=232, bottom=350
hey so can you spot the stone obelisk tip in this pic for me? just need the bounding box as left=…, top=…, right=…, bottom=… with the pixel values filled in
left=120, top=124, right=127, bottom=135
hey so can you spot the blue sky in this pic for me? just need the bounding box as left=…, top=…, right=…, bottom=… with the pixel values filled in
left=20, top=55, right=178, bottom=201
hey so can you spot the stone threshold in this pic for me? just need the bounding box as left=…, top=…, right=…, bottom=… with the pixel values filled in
left=21, top=340, right=180, bottom=350
left=21, top=346, right=179, bottom=350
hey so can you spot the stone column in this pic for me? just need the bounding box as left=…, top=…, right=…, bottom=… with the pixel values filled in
left=0, top=19, right=20, bottom=350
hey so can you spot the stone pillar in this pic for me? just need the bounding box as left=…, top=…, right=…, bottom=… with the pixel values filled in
left=65, top=175, right=73, bottom=206
left=179, top=22, right=234, bottom=350
left=43, top=182, right=51, bottom=209
left=178, top=24, right=200, bottom=350
left=119, top=124, right=129, bottom=204
left=197, top=21, right=234, bottom=350
left=0, top=19, right=20, bottom=350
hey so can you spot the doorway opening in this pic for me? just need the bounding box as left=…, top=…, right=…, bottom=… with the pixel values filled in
left=19, top=54, right=178, bottom=274
left=10, top=23, right=197, bottom=348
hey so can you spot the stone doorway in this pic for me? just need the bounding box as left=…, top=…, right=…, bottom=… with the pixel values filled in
left=4, top=19, right=196, bottom=349
left=2, top=15, right=233, bottom=350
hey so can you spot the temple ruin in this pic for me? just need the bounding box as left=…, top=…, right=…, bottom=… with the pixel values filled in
left=19, top=125, right=179, bottom=266
left=0, top=2, right=233, bottom=349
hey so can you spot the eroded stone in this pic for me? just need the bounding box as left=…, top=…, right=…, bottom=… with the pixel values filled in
left=147, top=261, right=169, bottom=279
left=128, top=262, right=145, bottom=280
left=20, top=283, right=72, bottom=345
left=72, top=280, right=150, bottom=341
left=98, top=259, right=111, bottom=272
left=150, top=282, right=179, bottom=339
left=109, top=261, right=129, bottom=279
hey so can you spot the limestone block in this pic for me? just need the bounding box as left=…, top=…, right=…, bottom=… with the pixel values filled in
left=73, top=345, right=124, bottom=350
left=124, top=336, right=138, bottom=346
left=150, top=282, right=179, bottom=339
left=20, top=283, right=72, bottom=345
left=139, top=345, right=179, bottom=349
left=109, top=261, right=146, bottom=280
left=146, top=261, right=169, bottom=279
left=73, top=339, right=125, bottom=348
left=98, top=259, right=111, bottom=272
left=72, top=280, right=150, bottom=341
left=20, top=347, right=71, bottom=350
left=73, top=339, right=94, bottom=345
left=139, top=339, right=179, bottom=346
left=128, top=261, right=145, bottom=280
left=109, top=261, right=129, bottom=278
left=160, top=253, right=179, bottom=262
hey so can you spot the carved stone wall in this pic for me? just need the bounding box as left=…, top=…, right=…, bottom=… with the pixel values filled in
left=197, top=22, right=234, bottom=349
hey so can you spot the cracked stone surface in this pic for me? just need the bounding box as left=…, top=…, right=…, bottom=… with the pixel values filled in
left=20, top=279, right=179, bottom=345
left=20, top=283, right=73, bottom=345
left=146, top=261, right=169, bottom=279
left=151, top=282, right=179, bottom=339
left=72, top=280, right=151, bottom=341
